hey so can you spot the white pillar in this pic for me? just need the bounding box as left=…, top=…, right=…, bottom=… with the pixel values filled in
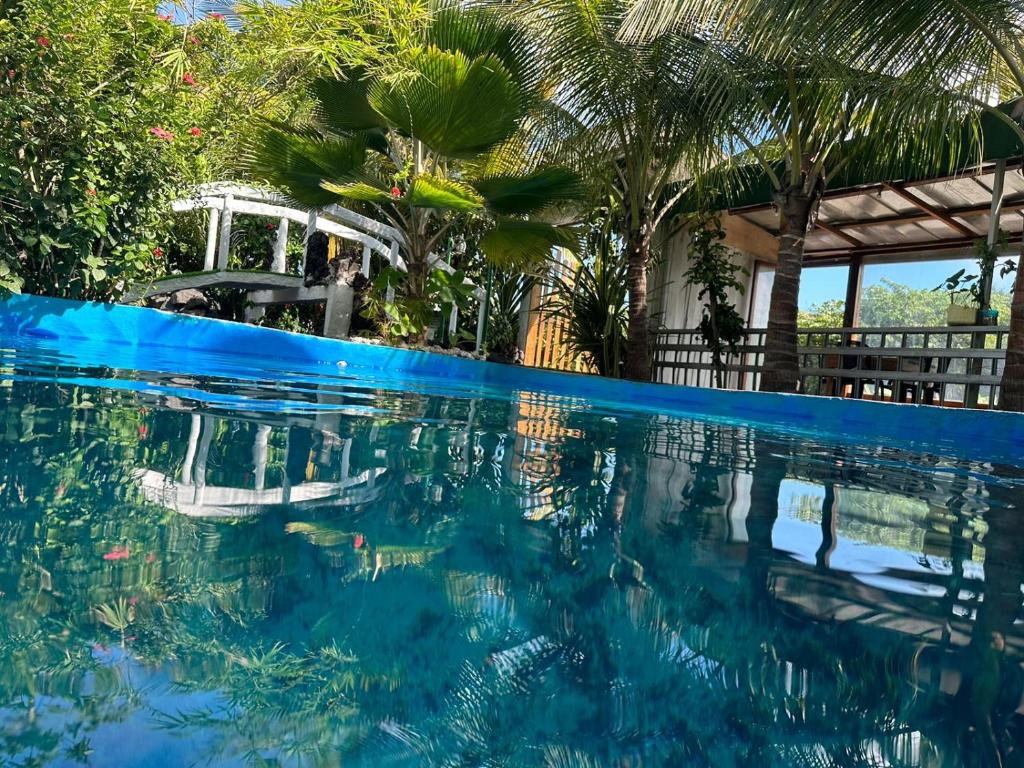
left=323, top=282, right=354, bottom=339
left=361, top=244, right=372, bottom=278
left=204, top=208, right=219, bottom=272
left=302, top=210, right=318, bottom=278
left=475, top=292, right=487, bottom=353
left=449, top=305, right=459, bottom=336
left=340, top=438, right=352, bottom=481
left=253, top=425, right=270, bottom=491
left=272, top=217, right=289, bottom=273
left=386, top=240, right=399, bottom=303
left=180, top=413, right=202, bottom=485
left=217, top=195, right=233, bottom=271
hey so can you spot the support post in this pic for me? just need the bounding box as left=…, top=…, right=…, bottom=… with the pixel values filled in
left=302, top=210, right=318, bottom=280
left=361, top=244, right=372, bottom=278
left=204, top=208, right=219, bottom=272
left=272, top=217, right=289, bottom=273
left=386, top=240, right=399, bottom=303
left=842, top=254, right=864, bottom=332
left=217, top=195, right=233, bottom=271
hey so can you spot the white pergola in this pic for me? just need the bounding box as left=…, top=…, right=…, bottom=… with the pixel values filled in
left=129, top=183, right=488, bottom=349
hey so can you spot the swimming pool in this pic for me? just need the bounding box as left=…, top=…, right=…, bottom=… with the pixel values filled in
left=1, top=295, right=1023, bottom=767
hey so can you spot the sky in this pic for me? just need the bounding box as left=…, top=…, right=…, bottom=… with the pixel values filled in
left=799, top=257, right=1020, bottom=309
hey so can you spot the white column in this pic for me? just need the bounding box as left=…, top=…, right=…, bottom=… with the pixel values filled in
left=361, top=244, right=372, bottom=278
left=253, top=424, right=270, bottom=491
left=272, top=217, right=289, bottom=273
left=302, top=210, right=318, bottom=279
left=323, top=282, right=354, bottom=339
left=340, top=438, right=352, bottom=481
left=386, top=240, right=399, bottom=303
left=475, top=291, right=487, bottom=353
left=180, top=413, right=202, bottom=485
left=217, top=195, right=233, bottom=271
left=449, top=305, right=459, bottom=336
left=204, top=208, right=219, bottom=272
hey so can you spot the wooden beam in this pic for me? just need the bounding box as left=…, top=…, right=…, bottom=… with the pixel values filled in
left=805, top=232, right=1024, bottom=260
left=825, top=196, right=1024, bottom=231
left=720, top=212, right=779, bottom=262
left=817, top=221, right=865, bottom=247
left=880, top=182, right=978, bottom=238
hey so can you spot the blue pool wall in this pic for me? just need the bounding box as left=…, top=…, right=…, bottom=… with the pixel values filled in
left=2, top=293, right=1023, bottom=465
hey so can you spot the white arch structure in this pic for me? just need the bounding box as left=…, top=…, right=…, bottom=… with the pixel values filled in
left=127, top=183, right=487, bottom=349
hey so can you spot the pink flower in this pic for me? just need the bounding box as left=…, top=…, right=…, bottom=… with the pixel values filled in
left=189, top=35, right=201, bottom=45
left=127, top=596, right=139, bottom=606
left=390, top=187, right=401, bottom=198
left=182, top=72, right=196, bottom=86
left=208, top=12, right=225, bottom=20
left=149, top=127, right=175, bottom=142
left=103, top=547, right=131, bottom=561
left=152, top=247, right=164, bottom=258
left=138, top=424, right=148, bottom=438
left=125, top=635, right=137, bottom=642
left=189, top=126, right=202, bottom=137
left=36, top=36, right=50, bottom=48
left=158, top=13, right=172, bottom=21
left=353, top=534, right=366, bottom=549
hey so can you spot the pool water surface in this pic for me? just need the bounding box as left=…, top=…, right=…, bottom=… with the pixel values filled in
left=0, top=332, right=1023, bottom=767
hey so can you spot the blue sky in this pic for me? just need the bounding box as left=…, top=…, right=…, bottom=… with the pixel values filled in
left=799, top=257, right=1019, bottom=308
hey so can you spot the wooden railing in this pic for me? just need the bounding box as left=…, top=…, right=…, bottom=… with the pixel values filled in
left=652, top=326, right=1010, bottom=408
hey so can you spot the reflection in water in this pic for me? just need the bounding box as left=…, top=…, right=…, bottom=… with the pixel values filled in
left=0, top=355, right=1023, bottom=767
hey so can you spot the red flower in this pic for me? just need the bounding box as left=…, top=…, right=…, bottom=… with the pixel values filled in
left=152, top=246, right=164, bottom=258
left=390, top=187, right=401, bottom=198
left=138, top=424, right=148, bottom=438
left=149, top=127, right=174, bottom=141
left=6, top=70, right=14, bottom=80
left=36, top=36, right=50, bottom=48
left=157, top=13, right=172, bottom=21
left=87, top=188, right=97, bottom=197
left=208, top=12, right=225, bottom=20
left=102, top=547, right=131, bottom=561
left=265, top=222, right=275, bottom=230
left=182, top=72, right=196, bottom=86
left=189, top=126, right=202, bottom=137
left=189, top=35, right=201, bottom=45
left=353, top=534, right=366, bottom=549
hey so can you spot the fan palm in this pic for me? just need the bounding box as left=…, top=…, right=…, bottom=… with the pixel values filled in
left=624, top=0, right=1024, bottom=405
left=242, top=4, right=582, bottom=339
left=503, top=0, right=732, bottom=381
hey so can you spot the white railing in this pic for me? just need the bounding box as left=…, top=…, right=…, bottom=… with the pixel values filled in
left=652, top=325, right=1010, bottom=408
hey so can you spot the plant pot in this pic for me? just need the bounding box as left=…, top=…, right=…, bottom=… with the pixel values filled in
left=946, top=304, right=978, bottom=326
left=979, top=307, right=1000, bottom=326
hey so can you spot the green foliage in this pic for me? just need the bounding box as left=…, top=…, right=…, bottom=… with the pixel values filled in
left=542, top=228, right=629, bottom=377
left=362, top=265, right=475, bottom=342
left=242, top=4, right=583, bottom=317
left=682, top=215, right=749, bottom=388
left=797, top=298, right=845, bottom=329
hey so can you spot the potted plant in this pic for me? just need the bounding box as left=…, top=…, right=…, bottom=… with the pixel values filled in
left=935, top=267, right=979, bottom=326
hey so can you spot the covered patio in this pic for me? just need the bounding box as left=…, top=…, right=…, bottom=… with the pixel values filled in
left=653, top=109, right=1023, bottom=409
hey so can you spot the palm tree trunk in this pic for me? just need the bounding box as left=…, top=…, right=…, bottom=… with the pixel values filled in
left=998, top=253, right=1024, bottom=411
left=759, top=189, right=817, bottom=394
left=624, top=230, right=650, bottom=381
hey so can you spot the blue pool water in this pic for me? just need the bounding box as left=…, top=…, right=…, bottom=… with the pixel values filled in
left=1, top=300, right=1024, bottom=767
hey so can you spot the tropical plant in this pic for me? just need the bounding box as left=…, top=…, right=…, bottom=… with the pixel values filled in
left=682, top=215, right=749, bottom=388
left=485, top=268, right=537, bottom=358
left=621, top=0, right=980, bottom=394
left=542, top=227, right=629, bottom=377
left=509, top=0, right=728, bottom=381
left=242, top=4, right=583, bottom=341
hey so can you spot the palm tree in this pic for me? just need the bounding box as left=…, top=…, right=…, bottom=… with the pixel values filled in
left=242, top=5, right=582, bottom=339
left=506, top=0, right=730, bottom=381
left=624, top=0, right=1024, bottom=405
left=622, top=0, right=980, bottom=394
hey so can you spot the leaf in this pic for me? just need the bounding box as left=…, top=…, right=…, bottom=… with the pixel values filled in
left=472, top=166, right=584, bottom=215
left=310, top=74, right=387, bottom=132
left=320, top=181, right=394, bottom=204
left=368, top=46, right=523, bottom=158
left=407, top=174, right=484, bottom=211
left=480, top=220, right=581, bottom=268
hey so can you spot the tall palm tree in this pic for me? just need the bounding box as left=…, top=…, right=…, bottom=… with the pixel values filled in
left=625, top=0, right=1024, bottom=407
left=242, top=5, right=582, bottom=337
left=505, top=0, right=730, bottom=381
left=623, top=0, right=980, bottom=394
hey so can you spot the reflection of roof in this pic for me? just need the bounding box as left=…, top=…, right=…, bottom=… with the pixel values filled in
left=134, top=468, right=386, bottom=517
